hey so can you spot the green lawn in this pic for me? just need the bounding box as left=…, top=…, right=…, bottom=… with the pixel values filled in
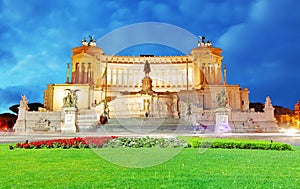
left=1, top=144, right=299, bottom=188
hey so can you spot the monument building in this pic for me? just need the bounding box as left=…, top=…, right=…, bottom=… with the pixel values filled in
left=14, top=36, right=279, bottom=133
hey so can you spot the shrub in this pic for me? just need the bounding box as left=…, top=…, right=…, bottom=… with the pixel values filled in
left=103, top=136, right=188, bottom=148
left=180, top=137, right=293, bottom=151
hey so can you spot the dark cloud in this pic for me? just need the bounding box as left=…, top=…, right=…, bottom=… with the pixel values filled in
left=217, top=0, right=300, bottom=109
left=0, top=85, right=44, bottom=113
left=177, top=0, right=253, bottom=38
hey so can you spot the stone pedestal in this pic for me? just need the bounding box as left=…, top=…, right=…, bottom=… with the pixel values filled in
left=14, top=109, right=26, bottom=132
left=61, top=107, right=77, bottom=134
left=262, top=96, right=279, bottom=132
left=13, top=95, right=29, bottom=133
left=215, top=108, right=232, bottom=133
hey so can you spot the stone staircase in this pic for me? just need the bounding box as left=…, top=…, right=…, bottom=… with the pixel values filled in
left=76, top=110, right=217, bottom=133
left=77, top=110, right=99, bottom=132
left=99, top=117, right=216, bottom=133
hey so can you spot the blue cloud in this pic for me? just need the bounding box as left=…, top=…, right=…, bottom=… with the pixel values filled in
left=217, top=0, right=300, bottom=108
left=0, top=0, right=299, bottom=113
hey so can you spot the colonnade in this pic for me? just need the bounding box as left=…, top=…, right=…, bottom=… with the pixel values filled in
left=200, top=63, right=222, bottom=85
left=71, top=57, right=223, bottom=88
left=72, top=62, right=94, bottom=84
left=102, top=64, right=194, bottom=90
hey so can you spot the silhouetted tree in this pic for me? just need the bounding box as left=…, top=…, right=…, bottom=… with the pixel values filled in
left=249, top=102, right=264, bottom=112
left=9, top=105, right=19, bottom=114
left=9, top=103, right=44, bottom=115
left=274, top=106, right=293, bottom=115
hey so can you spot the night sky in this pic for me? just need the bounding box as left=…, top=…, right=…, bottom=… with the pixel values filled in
left=0, top=0, right=299, bottom=114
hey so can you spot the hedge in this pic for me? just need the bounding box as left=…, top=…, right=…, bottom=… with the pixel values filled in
left=181, top=137, right=293, bottom=151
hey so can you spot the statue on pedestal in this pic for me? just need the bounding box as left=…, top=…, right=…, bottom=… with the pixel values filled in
left=13, top=95, right=30, bottom=132
left=19, top=95, right=29, bottom=111
left=264, top=96, right=273, bottom=108
left=144, top=60, right=151, bottom=76
left=63, top=89, right=79, bottom=108
left=215, top=90, right=228, bottom=109
left=81, top=35, right=96, bottom=46
left=81, top=37, right=88, bottom=46
left=141, top=60, right=153, bottom=94
left=62, top=89, right=79, bottom=133
left=214, top=90, right=231, bottom=133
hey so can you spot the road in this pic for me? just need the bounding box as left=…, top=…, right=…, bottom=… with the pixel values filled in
left=1, top=131, right=300, bottom=146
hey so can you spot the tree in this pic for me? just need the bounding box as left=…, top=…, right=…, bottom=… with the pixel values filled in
left=9, top=103, right=44, bottom=115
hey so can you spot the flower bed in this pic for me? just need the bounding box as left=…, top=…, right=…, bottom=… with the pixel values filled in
left=14, top=136, right=118, bottom=149
left=13, top=136, right=187, bottom=149
left=11, top=136, right=294, bottom=151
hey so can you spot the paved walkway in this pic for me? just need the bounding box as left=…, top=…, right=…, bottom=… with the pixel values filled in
left=1, top=131, right=300, bottom=146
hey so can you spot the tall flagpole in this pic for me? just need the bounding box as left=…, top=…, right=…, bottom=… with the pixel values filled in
left=105, top=59, right=108, bottom=104
left=104, top=58, right=109, bottom=119
left=99, top=59, right=109, bottom=125
left=186, top=58, right=192, bottom=116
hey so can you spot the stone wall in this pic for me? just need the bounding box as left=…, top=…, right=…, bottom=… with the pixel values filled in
left=230, top=110, right=278, bottom=132
left=23, top=111, right=62, bottom=132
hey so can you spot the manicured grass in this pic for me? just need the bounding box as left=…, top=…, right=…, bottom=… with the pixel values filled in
left=1, top=144, right=299, bottom=188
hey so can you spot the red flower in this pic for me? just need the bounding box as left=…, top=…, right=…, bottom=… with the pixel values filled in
left=14, top=136, right=118, bottom=149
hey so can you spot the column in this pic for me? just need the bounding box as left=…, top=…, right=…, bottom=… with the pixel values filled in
left=74, top=63, right=79, bottom=83
left=205, top=64, right=209, bottom=84
left=217, top=63, right=222, bottom=84
left=87, top=63, right=92, bottom=84
left=162, top=70, right=165, bottom=87
left=155, top=70, right=159, bottom=87
left=181, top=69, right=185, bottom=88
left=166, top=70, right=170, bottom=87
left=212, top=64, right=216, bottom=84
left=201, top=64, right=206, bottom=85
left=91, top=66, right=94, bottom=85
left=128, top=70, right=132, bottom=87
left=139, top=69, right=143, bottom=87
left=81, top=63, right=86, bottom=84
left=113, top=68, right=117, bottom=86
left=121, top=68, right=124, bottom=87
left=78, top=63, right=83, bottom=84
left=189, top=66, right=194, bottom=88
left=126, top=69, right=129, bottom=88
left=174, top=69, right=178, bottom=88
left=124, top=69, right=128, bottom=88
left=135, top=69, right=139, bottom=87
left=132, top=69, right=136, bottom=87
left=110, top=67, right=113, bottom=86
left=210, top=64, right=213, bottom=84
left=116, top=68, right=121, bottom=87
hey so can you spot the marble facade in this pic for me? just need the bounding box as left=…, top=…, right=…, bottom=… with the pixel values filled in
left=14, top=37, right=279, bottom=133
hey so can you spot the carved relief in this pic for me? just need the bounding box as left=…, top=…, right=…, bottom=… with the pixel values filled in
left=166, top=102, right=174, bottom=112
